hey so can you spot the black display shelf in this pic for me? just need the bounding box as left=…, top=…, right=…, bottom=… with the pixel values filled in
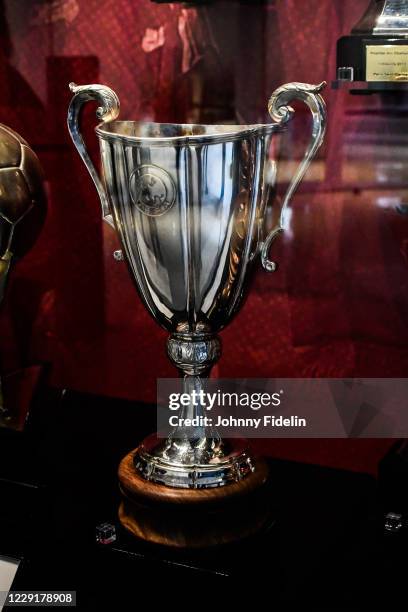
left=332, top=80, right=408, bottom=94
left=0, top=388, right=406, bottom=608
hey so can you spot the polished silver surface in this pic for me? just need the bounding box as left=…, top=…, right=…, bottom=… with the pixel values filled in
left=101, top=121, right=276, bottom=332
left=67, top=81, right=327, bottom=488
left=167, top=335, right=221, bottom=376
left=352, top=0, right=408, bottom=36
left=135, top=433, right=254, bottom=489
left=68, top=82, right=120, bottom=227
left=261, top=82, right=326, bottom=272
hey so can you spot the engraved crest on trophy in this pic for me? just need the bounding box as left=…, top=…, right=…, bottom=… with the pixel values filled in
left=130, top=164, right=176, bottom=216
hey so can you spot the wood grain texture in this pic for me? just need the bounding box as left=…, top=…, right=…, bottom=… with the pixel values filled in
left=118, top=448, right=269, bottom=506
left=118, top=448, right=272, bottom=548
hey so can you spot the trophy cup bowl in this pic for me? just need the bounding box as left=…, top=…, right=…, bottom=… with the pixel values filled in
left=68, top=81, right=326, bottom=545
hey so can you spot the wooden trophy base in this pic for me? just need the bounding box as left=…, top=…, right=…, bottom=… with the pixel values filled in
left=118, top=448, right=271, bottom=548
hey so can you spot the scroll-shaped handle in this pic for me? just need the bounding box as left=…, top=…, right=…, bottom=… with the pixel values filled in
left=261, top=82, right=327, bottom=272
left=67, top=83, right=120, bottom=227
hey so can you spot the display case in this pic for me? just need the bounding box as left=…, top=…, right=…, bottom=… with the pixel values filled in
left=0, top=0, right=407, bottom=604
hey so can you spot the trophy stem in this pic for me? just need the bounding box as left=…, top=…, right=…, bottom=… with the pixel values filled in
left=165, top=333, right=224, bottom=464
left=169, top=374, right=223, bottom=453
left=132, top=333, right=255, bottom=488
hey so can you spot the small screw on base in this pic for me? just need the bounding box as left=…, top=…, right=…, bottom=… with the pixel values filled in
left=384, top=512, right=403, bottom=534
left=96, top=522, right=117, bottom=545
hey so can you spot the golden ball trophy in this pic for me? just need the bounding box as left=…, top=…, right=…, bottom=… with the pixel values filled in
left=0, top=123, right=46, bottom=430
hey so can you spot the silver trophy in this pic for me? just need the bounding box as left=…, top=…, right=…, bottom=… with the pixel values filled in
left=68, top=81, right=326, bottom=493
left=337, top=0, right=408, bottom=82
left=352, top=0, right=408, bottom=36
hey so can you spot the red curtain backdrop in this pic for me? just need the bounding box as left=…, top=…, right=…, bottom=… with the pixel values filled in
left=0, top=0, right=405, bottom=472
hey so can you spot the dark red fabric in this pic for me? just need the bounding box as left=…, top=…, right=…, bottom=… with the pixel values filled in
left=0, top=0, right=405, bottom=473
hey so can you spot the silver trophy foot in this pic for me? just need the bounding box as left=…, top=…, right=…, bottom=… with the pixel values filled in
left=133, top=333, right=256, bottom=489
left=119, top=333, right=269, bottom=546
left=134, top=433, right=254, bottom=489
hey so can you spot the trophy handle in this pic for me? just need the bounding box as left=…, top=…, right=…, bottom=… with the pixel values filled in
left=261, top=82, right=327, bottom=272
left=67, top=83, right=120, bottom=227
